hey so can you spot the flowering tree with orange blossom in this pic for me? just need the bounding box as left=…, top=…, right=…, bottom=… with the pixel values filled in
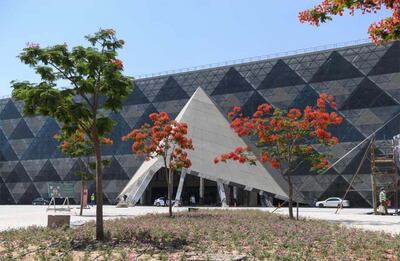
left=123, top=112, right=193, bottom=217
left=299, top=1, right=400, bottom=44
left=214, top=93, right=343, bottom=219
left=54, top=130, right=113, bottom=216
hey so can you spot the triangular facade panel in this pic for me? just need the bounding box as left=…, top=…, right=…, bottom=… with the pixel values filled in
left=132, top=103, right=158, bottom=129
left=0, top=183, right=15, bottom=204
left=289, top=85, right=319, bottom=110
left=376, top=112, right=400, bottom=140
left=152, top=77, right=189, bottom=102
left=328, top=116, right=365, bottom=142
left=0, top=100, right=21, bottom=120
left=258, top=60, right=305, bottom=89
left=102, top=113, right=132, bottom=156
left=136, top=78, right=168, bottom=103
left=8, top=119, right=34, bottom=140
left=0, top=128, right=18, bottom=161
left=24, top=116, right=48, bottom=136
left=340, top=78, right=398, bottom=110
left=310, top=51, right=363, bottom=82
left=21, top=118, right=60, bottom=160
left=310, top=77, right=363, bottom=109
left=8, top=139, right=34, bottom=160
left=5, top=162, right=31, bottom=183
left=211, top=91, right=254, bottom=115
left=103, top=157, right=129, bottom=180
left=211, top=67, right=254, bottom=95
left=240, top=91, right=269, bottom=117
left=341, top=142, right=371, bottom=175
left=18, top=183, right=41, bottom=204
left=64, top=158, right=87, bottom=181
left=287, top=52, right=330, bottom=82
left=34, top=160, right=61, bottom=182
left=123, top=85, right=150, bottom=105
left=369, top=42, right=400, bottom=75
left=0, top=118, right=21, bottom=139
left=318, top=175, right=370, bottom=207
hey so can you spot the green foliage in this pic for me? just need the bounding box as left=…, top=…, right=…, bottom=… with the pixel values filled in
left=11, top=29, right=133, bottom=240
left=11, top=29, right=133, bottom=138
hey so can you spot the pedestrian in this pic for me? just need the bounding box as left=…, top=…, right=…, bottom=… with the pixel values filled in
left=90, top=193, right=95, bottom=207
left=379, top=188, right=388, bottom=215
left=190, top=195, right=196, bottom=206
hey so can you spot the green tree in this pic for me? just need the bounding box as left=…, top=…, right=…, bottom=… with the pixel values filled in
left=122, top=112, right=193, bottom=217
left=215, top=93, right=343, bottom=219
left=54, top=130, right=112, bottom=216
left=11, top=29, right=133, bottom=240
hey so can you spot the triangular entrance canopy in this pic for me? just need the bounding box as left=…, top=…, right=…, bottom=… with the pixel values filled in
left=119, top=87, right=289, bottom=204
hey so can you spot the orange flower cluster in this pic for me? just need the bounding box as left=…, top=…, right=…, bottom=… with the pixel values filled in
left=101, top=137, right=113, bottom=145
left=123, top=112, right=194, bottom=170
left=299, top=0, right=400, bottom=44
left=54, top=129, right=113, bottom=155
left=60, top=141, right=70, bottom=150
left=214, top=147, right=255, bottom=165
left=56, top=129, right=85, bottom=152
left=215, top=93, right=343, bottom=172
left=114, top=59, right=123, bottom=70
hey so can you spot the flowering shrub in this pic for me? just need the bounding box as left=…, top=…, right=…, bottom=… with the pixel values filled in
left=54, top=129, right=113, bottom=216
left=299, top=0, right=400, bottom=44
left=123, top=112, right=193, bottom=216
left=215, top=93, right=343, bottom=219
left=54, top=129, right=113, bottom=157
left=1, top=210, right=399, bottom=260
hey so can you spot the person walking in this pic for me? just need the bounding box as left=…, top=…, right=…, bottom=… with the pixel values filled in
left=379, top=188, right=388, bottom=215
left=190, top=195, right=196, bottom=206
left=90, top=193, right=95, bottom=207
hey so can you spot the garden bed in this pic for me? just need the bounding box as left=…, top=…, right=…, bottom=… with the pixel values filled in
left=0, top=210, right=399, bottom=260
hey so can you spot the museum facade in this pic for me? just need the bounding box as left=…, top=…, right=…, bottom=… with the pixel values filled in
left=1, top=41, right=400, bottom=206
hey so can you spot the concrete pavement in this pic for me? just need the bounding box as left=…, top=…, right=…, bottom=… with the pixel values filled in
left=263, top=207, right=400, bottom=234
left=0, top=205, right=399, bottom=234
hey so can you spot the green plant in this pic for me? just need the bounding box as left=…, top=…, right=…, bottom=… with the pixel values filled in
left=11, top=29, right=133, bottom=240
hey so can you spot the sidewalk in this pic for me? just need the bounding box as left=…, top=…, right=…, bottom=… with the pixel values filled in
left=1, top=205, right=399, bottom=234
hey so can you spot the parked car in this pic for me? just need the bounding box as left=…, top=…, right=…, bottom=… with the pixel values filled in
left=315, top=197, right=350, bottom=208
left=32, top=197, right=49, bottom=205
left=153, top=197, right=180, bottom=207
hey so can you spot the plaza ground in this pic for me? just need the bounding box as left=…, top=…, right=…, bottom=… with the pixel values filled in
left=1, top=205, right=400, bottom=234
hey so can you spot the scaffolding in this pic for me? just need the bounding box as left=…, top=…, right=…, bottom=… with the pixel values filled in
left=370, top=135, right=399, bottom=214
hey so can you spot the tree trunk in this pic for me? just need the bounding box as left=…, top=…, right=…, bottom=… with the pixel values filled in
left=93, top=135, right=104, bottom=241
left=287, top=174, right=294, bottom=220
left=79, top=178, right=86, bottom=216
left=168, top=168, right=173, bottom=217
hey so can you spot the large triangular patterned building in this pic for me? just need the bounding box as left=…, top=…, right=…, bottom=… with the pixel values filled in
left=1, top=41, right=400, bottom=206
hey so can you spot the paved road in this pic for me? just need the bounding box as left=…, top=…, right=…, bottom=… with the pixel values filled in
left=0, top=205, right=399, bottom=234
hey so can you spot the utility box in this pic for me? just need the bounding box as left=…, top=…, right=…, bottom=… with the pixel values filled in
left=47, top=215, right=70, bottom=228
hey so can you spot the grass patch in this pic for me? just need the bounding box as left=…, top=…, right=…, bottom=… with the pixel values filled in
left=0, top=210, right=399, bottom=260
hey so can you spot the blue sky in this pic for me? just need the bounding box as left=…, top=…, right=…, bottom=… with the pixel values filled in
left=0, top=1, right=391, bottom=97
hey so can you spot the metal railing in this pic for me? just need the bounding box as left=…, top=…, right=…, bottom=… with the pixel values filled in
left=134, top=38, right=370, bottom=79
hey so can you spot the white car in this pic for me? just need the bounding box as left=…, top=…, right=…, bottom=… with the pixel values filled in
left=315, top=197, right=350, bottom=208
left=153, top=197, right=179, bottom=207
